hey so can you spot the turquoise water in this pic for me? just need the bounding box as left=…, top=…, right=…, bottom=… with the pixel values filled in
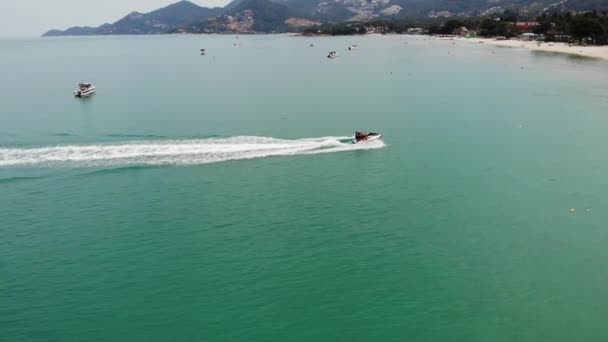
left=2, top=34, right=608, bottom=341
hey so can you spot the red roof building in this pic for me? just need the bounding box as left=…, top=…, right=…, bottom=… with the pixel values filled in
left=516, top=22, right=540, bottom=30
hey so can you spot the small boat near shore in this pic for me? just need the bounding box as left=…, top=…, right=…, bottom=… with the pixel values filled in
left=348, top=45, right=359, bottom=51
left=74, top=82, right=95, bottom=97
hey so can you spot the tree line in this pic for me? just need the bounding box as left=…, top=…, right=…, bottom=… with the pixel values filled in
left=534, top=11, right=608, bottom=44
left=303, top=10, right=608, bottom=45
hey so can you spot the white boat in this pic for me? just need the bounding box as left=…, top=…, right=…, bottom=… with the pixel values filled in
left=327, top=51, right=339, bottom=58
left=352, top=132, right=382, bottom=144
left=73, top=82, right=95, bottom=97
left=348, top=45, right=359, bottom=51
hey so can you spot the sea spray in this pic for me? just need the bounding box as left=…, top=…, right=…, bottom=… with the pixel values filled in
left=0, top=136, right=385, bottom=167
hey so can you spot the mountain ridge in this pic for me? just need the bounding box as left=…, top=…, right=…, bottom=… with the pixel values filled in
left=43, top=1, right=222, bottom=36
left=42, top=0, right=608, bottom=36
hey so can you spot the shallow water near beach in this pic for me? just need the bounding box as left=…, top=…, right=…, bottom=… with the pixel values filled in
left=2, top=34, right=608, bottom=341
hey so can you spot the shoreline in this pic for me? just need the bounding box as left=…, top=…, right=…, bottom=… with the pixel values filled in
left=459, top=37, right=608, bottom=61
left=31, top=33, right=608, bottom=61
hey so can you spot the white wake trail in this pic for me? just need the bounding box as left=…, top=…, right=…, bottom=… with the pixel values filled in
left=0, top=136, right=385, bottom=167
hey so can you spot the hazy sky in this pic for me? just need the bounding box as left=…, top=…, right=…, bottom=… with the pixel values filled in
left=0, top=0, right=231, bottom=37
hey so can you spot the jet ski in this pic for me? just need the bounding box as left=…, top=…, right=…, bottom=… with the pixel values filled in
left=352, top=131, right=382, bottom=144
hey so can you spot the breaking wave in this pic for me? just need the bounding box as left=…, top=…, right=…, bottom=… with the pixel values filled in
left=0, top=136, right=385, bottom=168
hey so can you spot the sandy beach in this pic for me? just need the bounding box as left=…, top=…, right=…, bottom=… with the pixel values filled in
left=460, top=37, right=608, bottom=60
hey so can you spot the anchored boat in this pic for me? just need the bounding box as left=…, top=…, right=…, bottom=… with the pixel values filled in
left=74, top=82, right=95, bottom=97
left=327, top=51, right=339, bottom=59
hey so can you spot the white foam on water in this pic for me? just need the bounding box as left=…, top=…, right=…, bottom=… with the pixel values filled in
left=0, top=136, right=386, bottom=167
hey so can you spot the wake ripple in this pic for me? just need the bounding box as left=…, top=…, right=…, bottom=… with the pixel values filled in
left=0, top=176, right=41, bottom=184
left=0, top=136, right=385, bottom=168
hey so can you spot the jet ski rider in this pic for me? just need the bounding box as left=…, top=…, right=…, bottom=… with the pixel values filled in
left=355, top=131, right=368, bottom=142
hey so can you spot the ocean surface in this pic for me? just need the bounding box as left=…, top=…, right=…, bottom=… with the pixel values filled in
left=2, top=34, right=608, bottom=341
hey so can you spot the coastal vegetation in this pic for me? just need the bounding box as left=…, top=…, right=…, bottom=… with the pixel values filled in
left=534, top=11, right=608, bottom=44
left=305, top=11, right=608, bottom=45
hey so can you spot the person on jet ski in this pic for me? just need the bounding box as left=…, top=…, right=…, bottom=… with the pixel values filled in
left=355, top=131, right=368, bottom=141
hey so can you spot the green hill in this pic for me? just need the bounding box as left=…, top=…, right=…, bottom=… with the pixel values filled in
left=42, top=0, right=608, bottom=36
